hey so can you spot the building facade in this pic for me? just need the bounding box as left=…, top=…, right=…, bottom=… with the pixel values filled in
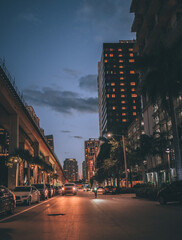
left=85, top=138, right=99, bottom=182
left=45, top=135, right=54, bottom=151
left=98, top=40, right=141, bottom=137
left=130, top=0, right=182, bottom=183
left=63, top=158, right=78, bottom=182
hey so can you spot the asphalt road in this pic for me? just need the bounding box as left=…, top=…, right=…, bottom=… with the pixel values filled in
left=0, top=191, right=182, bottom=240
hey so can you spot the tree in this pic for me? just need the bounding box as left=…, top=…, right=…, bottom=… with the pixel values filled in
left=136, top=42, right=182, bottom=180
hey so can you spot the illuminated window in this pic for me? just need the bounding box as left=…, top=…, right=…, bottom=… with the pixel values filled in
left=129, top=48, right=133, bottom=51
left=121, top=95, right=125, bottom=98
left=133, top=100, right=136, bottom=103
left=111, top=83, right=115, bottom=86
left=112, top=106, right=116, bottom=110
left=120, top=71, right=124, bottom=74
left=119, top=66, right=123, bottom=68
left=118, top=48, right=122, bottom=51
left=131, top=94, right=137, bottom=98
left=129, top=59, right=135, bottom=62
left=121, top=101, right=126, bottom=104
left=130, top=82, right=135, bottom=86
left=121, top=89, right=125, bottom=92
left=119, top=54, right=123, bottom=57
left=122, top=113, right=126, bottom=116
left=110, top=54, right=113, bottom=57
left=122, top=107, right=126, bottom=110
left=131, top=88, right=135, bottom=92
left=113, top=88, right=115, bottom=92
left=133, top=106, right=136, bottom=109
left=130, top=53, right=134, bottom=57
left=120, top=83, right=125, bottom=86
left=122, top=119, right=127, bottom=122
left=111, top=71, right=113, bottom=74
left=112, top=94, right=115, bottom=98
left=120, top=77, right=124, bottom=80
left=113, top=65, right=116, bottom=68
left=130, top=70, right=135, bottom=74
left=110, top=48, right=113, bottom=51
left=105, top=54, right=107, bottom=57
left=133, top=112, right=137, bottom=116
left=106, top=71, right=109, bottom=74
left=119, top=60, right=123, bottom=63
left=105, top=60, right=108, bottom=63
left=107, top=94, right=109, bottom=98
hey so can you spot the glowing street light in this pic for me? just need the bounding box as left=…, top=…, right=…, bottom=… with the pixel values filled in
left=166, top=147, right=171, bottom=183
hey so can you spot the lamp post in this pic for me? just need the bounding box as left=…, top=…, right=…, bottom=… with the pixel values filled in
left=166, top=147, right=171, bottom=183
left=107, top=133, right=128, bottom=188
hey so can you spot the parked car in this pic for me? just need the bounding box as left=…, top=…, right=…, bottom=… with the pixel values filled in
left=157, top=181, right=182, bottom=205
left=62, top=183, right=77, bottom=195
left=0, top=185, right=16, bottom=215
left=97, top=187, right=105, bottom=194
left=14, top=186, right=40, bottom=205
left=55, top=186, right=62, bottom=195
left=104, top=186, right=117, bottom=194
left=46, top=184, right=54, bottom=198
left=32, top=184, right=48, bottom=200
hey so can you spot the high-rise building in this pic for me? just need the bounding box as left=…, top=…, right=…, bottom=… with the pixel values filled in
left=98, top=40, right=141, bottom=137
left=130, top=0, right=182, bottom=183
left=45, top=135, right=54, bottom=151
left=82, top=161, right=86, bottom=181
left=63, top=158, right=78, bottom=182
left=85, top=138, right=99, bottom=181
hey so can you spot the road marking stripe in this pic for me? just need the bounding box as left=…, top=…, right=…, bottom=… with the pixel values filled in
left=0, top=197, right=56, bottom=223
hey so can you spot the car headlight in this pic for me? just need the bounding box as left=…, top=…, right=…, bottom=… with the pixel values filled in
left=62, top=187, right=65, bottom=191
left=73, top=187, right=76, bottom=190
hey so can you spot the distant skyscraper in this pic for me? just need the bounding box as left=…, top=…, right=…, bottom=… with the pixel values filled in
left=63, top=158, right=78, bottom=182
left=82, top=161, right=86, bottom=181
left=85, top=138, right=99, bottom=181
left=45, top=134, right=54, bottom=151
left=98, top=40, right=141, bottom=137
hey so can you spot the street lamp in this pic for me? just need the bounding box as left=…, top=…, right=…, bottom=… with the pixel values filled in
left=106, top=132, right=128, bottom=188
left=166, top=147, right=171, bottom=183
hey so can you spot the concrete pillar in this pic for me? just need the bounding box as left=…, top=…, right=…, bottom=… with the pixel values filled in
left=33, top=142, right=39, bottom=183
left=8, top=114, right=19, bottom=189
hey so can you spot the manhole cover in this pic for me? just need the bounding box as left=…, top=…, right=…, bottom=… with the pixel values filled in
left=47, top=213, right=65, bottom=216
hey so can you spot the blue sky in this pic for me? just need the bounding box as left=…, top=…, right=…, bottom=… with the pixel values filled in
left=0, top=0, right=135, bottom=176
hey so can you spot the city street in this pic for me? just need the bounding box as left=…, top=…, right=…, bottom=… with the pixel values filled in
left=0, top=191, right=182, bottom=240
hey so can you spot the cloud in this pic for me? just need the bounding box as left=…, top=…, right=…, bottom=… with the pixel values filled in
left=79, top=74, right=97, bottom=92
left=73, top=136, right=83, bottom=139
left=61, top=130, right=71, bottom=133
left=62, top=68, right=81, bottom=78
left=23, top=87, right=98, bottom=114
left=18, top=13, right=41, bottom=24
left=77, top=0, right=135, bottom=42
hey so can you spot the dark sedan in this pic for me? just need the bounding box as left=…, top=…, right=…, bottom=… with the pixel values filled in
left=0, top=185, right=16, bottom=215
left=104, top=186, right=117, bottom=194
left=32, top=184, right=48, bottom=200
left=157, top=181, right=182, bottom=205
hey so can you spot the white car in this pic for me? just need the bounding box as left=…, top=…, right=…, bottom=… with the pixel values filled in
left=14, top=186, right=40, bottom=205
left=62, top=183, right=77, bottom=195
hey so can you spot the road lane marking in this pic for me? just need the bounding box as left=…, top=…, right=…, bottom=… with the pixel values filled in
left=0, top=197, right=57, bottom=223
